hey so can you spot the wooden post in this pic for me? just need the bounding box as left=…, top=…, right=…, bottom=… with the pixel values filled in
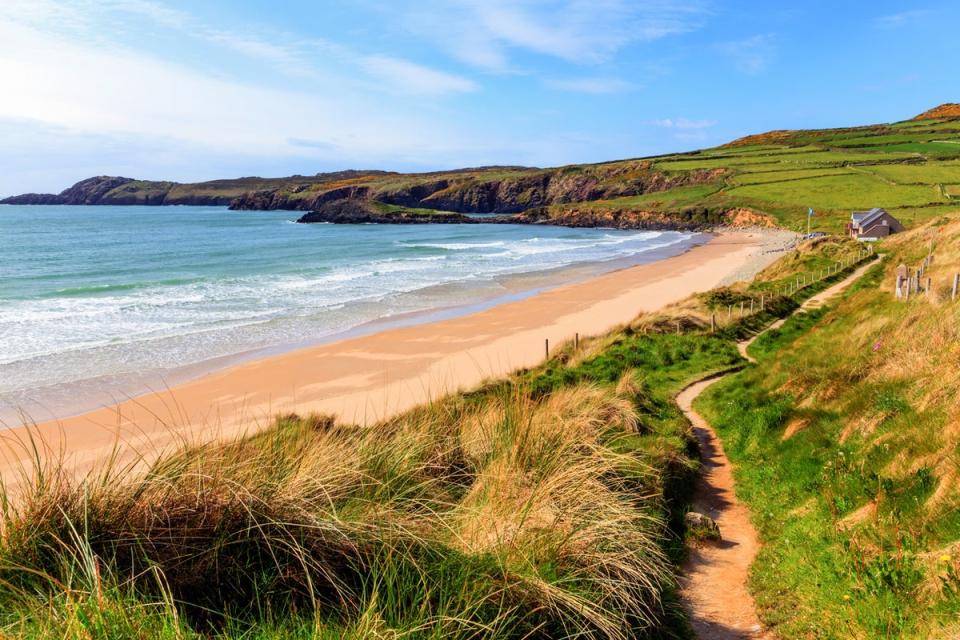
left=676, top=320, right=681, bottom=336
left=545, top=339, right=549, bottom=359
left=750, top=298, right=755, bottom=313
left=728, top=304, right=732, bottom=320
left=953, top=273, right=959, bottom=301
left=711, top=313, right=716, bottom=333
left=761, top=294, right=765, bottom=311
left=895, top=275, right=902, bottom=299
left=575, top=332, right=579, bottom=350
left=905, top=281, right=910, bottom=300
left=740, top=301, right=744, bottom=316
left=926, top=277, right=932, bottom=297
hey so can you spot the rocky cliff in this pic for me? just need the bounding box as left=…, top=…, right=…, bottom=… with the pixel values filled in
left=295, top=199, right=481, bottom=224
left=2, top=176, right=136, bottom=205
left=231, top=164, right=724, bottom=215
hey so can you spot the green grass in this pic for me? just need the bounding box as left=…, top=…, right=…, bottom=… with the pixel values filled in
left=726, top=174, right=945, bottom=210
left=574, top=183, right=724, bottom=211
left=693, top=224, right=960, bottom=638
left=861, top=164, right=960, bottom=184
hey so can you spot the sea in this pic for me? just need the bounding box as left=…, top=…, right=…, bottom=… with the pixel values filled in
left=0, top=205, right=703, bottom=424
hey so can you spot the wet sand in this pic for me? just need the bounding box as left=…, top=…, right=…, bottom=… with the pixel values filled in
left=0, top=230, right=784, bottom=482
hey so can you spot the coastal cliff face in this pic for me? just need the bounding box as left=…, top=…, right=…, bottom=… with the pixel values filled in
left=231, top=163, right=724, bottom=215
left=513, top=204, right=776, bottom=231
left=2, top=176, right=136, bottom=205
left=0, top=171, right=395, bottom=207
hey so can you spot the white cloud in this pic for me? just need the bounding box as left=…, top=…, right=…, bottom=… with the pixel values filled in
left=873, top=10, right=932, bottom=29
left=360, top=56, right=478, bottom=95
left=716, top=34, right=776, bottom=74
left=653, top=118, right=717, bottom=129
left=0, top=20, right=461, bottom=158
left=546, top=77, right=635, bottom=94
left=401, top=0, right=704, bottom=72
left=0, top=0, right=477, bottom=97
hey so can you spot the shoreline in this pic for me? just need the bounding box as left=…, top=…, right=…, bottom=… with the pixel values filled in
left=0, top=229, right=793, bottom=482
left=1, top=230, right=708, bottom=426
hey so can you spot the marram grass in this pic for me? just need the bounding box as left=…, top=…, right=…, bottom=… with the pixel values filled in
left=0, top=380, right=681, bottom=639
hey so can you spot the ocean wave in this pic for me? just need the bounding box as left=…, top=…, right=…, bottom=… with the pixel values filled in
left=1, top=209, right=696, bottom=397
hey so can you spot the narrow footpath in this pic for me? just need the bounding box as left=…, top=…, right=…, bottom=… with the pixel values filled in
left=677, top=259, right=878, bottom=639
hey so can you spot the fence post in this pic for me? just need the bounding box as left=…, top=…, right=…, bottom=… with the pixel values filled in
left=728, top=304, right=732, bottom=320
left=676, top=320, right=681, bottom=336
left=761, top=294, right=765, bottom=311
left=711, top=313, right=716, bottom=333
left=740, top=301, right=744, bottom=316
left=750, top=298, right=755, bottom=313
left=545, top=339, right=549, bottom=359
left=953, top=273, right=959, bottom=301
left=575, top=332, right=579, bottom=350
left=927, top=277, right=932, bottom=297
left=895, top=275, right=902, bottom=299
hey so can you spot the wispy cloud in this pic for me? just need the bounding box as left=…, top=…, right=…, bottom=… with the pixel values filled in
left=716, top=34, right=776, bottom=74
left=873, top=9, right=933, bottom=29
left=653, top=118, right=717, bottom=129
left=400, top=0, right=705, bottom=72
left=360, top=56, right=478, bottom=95
left=1, top=0, right=477, bottom=97
left=0, top=19, right=468, bottom=160
left=546, top=77, right=635, bottom=94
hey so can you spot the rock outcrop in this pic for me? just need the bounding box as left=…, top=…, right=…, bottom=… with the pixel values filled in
left=296, top=199, right=482, bottom=224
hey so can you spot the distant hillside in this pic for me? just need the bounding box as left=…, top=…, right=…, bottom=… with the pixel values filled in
left=4, top=105, right=960, bottom=232
left=913, top=103, right=960, bottom=120
left=0, top=171, right=395, bottom=207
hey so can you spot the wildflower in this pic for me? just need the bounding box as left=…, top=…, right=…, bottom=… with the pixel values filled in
left=940, top=554, right=952, bottom=563
left=873, top=339, right=882, bottom=352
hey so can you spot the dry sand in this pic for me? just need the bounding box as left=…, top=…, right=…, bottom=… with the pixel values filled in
left=0, top=230, right=790, bottom=481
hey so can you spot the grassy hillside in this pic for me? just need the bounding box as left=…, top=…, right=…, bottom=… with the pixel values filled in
left=697, top=219, right=960, bottom=637
left=6, top=106, right=960, bottom=234
left=0, top=238, right=877, bottom=638
left=540, top=111, right=960, bottom=233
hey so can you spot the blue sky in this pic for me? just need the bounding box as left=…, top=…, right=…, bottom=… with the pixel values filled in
left=1, top=0, right=957, bottom=195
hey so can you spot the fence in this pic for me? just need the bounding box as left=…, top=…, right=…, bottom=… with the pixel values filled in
left=894, top=244, right=960, bottom=301
left=709, top=244, right=876, bottom=331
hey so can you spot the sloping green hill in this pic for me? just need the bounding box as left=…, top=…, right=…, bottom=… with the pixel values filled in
left=4, top=106, right=960, bottom=233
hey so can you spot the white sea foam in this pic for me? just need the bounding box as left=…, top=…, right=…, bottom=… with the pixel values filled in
left=0, top=206, right=699, bottom=409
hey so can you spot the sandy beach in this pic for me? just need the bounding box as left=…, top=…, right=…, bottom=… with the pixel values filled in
left=0, top=229, right=791, bottom=481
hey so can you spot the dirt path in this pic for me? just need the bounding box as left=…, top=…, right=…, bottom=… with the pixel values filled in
left=677, top=257, right=878, bottom=639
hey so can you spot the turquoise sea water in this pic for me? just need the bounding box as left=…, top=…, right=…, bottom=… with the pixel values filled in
left=0, top=205, right=700, bottom=423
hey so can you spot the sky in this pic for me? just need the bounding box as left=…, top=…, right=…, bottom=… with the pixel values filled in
left=1, top=0, right=958, bottom=196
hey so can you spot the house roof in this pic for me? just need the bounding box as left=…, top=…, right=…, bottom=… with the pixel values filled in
left=852, top=207, right=889, bottom=229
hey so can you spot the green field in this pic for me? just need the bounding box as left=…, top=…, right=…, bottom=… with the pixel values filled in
left=726, top=174, right=945, bottom=210
left=550, top=112, right=960, bottom=232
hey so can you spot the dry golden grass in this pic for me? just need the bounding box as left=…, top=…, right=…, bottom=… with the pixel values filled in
left=0, top=380, right=676, bottom=638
